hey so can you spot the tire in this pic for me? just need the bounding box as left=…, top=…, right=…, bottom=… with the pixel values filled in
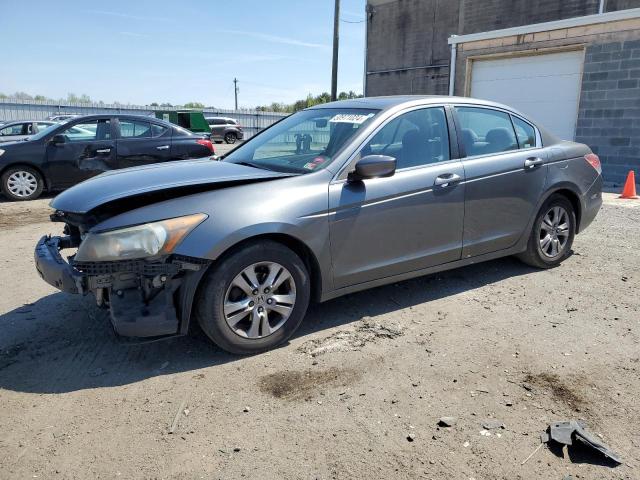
left=517, top=194, right=576, bottom=269
left=195, top=240, right=311, bottom=354
left=1, top=166, right=44, bottom=201
left=224, top=132, right=237, bottom=144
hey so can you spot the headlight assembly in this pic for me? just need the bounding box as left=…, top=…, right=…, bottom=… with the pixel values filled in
left=0, top=149, right=5, bottom=157
left=75, top=213, right=207, bottom=262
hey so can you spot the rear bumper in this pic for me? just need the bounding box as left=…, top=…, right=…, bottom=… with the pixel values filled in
left=579, top=175, right=603, bottom=233
left=34, top=235, right=210, bottom=338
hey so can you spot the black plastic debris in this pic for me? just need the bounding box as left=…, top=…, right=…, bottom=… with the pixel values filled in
left=541, top=421, right=622, bottom=465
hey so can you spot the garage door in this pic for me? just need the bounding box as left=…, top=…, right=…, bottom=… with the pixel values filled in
left=469, top=50, right=584, bottom=141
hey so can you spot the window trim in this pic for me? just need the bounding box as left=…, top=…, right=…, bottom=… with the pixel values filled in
left=451, top=104, right=542, bottom=160
left=333, top=104, right=458, bottom=182
left=113, top=118, right=169, bottom=140
left=61, top=118, right=114, bottom=143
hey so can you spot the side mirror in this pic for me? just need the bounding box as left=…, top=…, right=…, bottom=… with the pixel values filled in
left=348, top=155, right=396, bottom=182
left=50, top=134, right=66, bottom=145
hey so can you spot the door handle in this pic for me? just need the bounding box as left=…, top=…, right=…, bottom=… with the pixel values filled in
left=434, top=173, right=462, bottom=187
left=96, top=148, right=111, bottom=154
left=524, top=157, right=544, bottom=169
left=156, top=145, right=170, bottom=150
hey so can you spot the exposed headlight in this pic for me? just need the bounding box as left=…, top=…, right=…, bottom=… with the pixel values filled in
left=75, top=214, right=207, bottom=262
left=0, top=149, right=5, bottom=156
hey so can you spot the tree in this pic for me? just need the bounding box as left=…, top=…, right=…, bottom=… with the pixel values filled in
left=34, top=95, right=47, bottom=101
left=13, top=91, right=33, bottom=100
left=256, top=91, right=363, bottom=113
left=183, top=102, right=205, bottom=109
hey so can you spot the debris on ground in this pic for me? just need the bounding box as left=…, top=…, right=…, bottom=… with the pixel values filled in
left=542, top=420, right=622, bottom=465
left=298, top=318, right=403, bottom=356
left=481, top=420, right=505, bottom=430
left=438, top=416, right=457, bottom=427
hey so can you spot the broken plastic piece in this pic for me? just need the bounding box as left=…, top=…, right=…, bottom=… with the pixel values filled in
left=544, top=421, right=622, bottom=465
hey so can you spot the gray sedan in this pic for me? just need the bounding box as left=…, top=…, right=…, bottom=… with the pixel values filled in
left=34, top=96, right=602, bottom=354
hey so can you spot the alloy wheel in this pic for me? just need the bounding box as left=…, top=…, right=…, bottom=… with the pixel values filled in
left=7, top=170, right=38, bottom=198
left=539, top=206, right=570, bottom=258
left=223, top=262, right=296, bottom=339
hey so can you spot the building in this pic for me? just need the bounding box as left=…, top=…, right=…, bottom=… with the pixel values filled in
left=365, top=0, right=640, bottom=184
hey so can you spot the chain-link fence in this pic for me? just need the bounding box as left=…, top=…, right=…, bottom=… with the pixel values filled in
left=0, top=98, right=288, bottom=140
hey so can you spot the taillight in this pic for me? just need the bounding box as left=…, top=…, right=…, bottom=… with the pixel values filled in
left=584, top=153, right=601, bottom=174
left=196, top=139, right=214, bottom=154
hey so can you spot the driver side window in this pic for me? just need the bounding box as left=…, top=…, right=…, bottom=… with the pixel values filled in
left=61, top=119, right=111, bottom=142
left=361, top=107, right=450, bottom=169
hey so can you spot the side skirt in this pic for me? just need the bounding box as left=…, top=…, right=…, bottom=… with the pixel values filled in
left=320, top=243, right=528, bottom=302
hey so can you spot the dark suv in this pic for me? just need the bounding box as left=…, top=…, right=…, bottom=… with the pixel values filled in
left=0, top=114, right=215, bottom=201
left=206, top=117, right=244, bottom=144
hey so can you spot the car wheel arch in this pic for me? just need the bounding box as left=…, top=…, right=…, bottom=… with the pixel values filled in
left=0, top=163, right=49, bottom=191
left=205, top=232, right=323, bottom=303
left=539, top=185, right=583, bottom=233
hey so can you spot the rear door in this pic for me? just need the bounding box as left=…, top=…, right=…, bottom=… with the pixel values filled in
left=209, top=118, right=225, bottom=139
left=329, top=106, right=465, bottom=288
left=454, top=106, right=547, bottom=257
left=45, top=118, right=116, bottom=186
left=115, top=119, right=172, bottom=169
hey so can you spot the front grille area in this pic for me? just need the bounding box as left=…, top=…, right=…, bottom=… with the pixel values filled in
left=73, top=259, right=180, bottom=276
left=71, top=255, right=209, bottom=277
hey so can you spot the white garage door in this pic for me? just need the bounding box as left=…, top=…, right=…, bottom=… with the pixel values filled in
left=470, top=50, right=584, bottom=141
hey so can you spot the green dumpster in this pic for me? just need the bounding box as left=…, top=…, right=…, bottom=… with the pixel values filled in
left=155, top=109, right=211, bottom=135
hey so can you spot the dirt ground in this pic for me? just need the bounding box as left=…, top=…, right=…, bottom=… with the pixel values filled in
left=0, top=192, right=638, bottom=480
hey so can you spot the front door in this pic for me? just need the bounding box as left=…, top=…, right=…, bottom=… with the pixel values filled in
left=454, top=106, right=548, bottom=257
left=329, top=106, right=465, bottom=289
left=115, top=119, right=172, bottom=169
left=45, top=118, right=116, bottom=187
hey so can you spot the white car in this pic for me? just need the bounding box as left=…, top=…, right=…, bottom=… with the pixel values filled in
left=0, top=121, right=57, bottom=143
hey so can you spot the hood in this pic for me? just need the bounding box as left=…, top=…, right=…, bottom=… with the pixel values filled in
left=50, top=159, right=292, bottom=214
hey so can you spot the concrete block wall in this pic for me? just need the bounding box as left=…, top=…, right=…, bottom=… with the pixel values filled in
left=575, top=39, right=640, bottom=184
left=460, top=0, right=600, bottom=34
left=365, top=0, right=458, bottom=96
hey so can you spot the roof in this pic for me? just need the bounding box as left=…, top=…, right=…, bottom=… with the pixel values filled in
left=310, top=95, right=520, bottom=112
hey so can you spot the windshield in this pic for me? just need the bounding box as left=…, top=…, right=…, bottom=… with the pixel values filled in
left=224, top=108, right=379, bottom=173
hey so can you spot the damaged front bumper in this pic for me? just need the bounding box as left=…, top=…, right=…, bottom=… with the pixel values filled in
left=34, top=235, right=210, bottom=339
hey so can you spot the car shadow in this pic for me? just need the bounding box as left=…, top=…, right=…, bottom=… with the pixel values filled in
left=0, top=256, right=540, bottom=394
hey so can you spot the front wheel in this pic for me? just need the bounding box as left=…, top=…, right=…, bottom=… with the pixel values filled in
left=517, top=195, right=576, bottom=269
left=195, top=241, right=310, bottom=354
left=1, top=166, right=44, bottom=201
left=224, top=132, right=237, bottom=144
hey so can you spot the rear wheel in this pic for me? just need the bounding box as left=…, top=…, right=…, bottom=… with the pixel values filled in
left=517, top=195, right=576, bottom=268
left=1, top=166, right=44, bottom=201
left=224, top=132, right=237, bottom=144
left=195, top=241, right=310, bottom=354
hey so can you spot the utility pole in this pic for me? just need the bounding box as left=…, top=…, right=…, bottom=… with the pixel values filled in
left=331, top=0, right=340, bottom=101
left=233, top=78, right=239, bottom=110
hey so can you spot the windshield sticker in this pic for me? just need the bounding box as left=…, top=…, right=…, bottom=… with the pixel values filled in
left=303, top=162, right=319, bottom=170
left=329, top=113, right=374, bottom=125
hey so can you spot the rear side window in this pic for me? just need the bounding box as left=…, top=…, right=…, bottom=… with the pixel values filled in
left=455, top=107, right=517, bottom=156
left=120, top=120, right=151, bottom=138
left=0, top=124, right=26, bottom=135
left=512, top=116, right=537, bottom=149
left=151, top=124, right=169, bottom=137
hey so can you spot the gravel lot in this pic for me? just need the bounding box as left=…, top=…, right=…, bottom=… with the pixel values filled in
left=0, top=192, right=638, bottom=479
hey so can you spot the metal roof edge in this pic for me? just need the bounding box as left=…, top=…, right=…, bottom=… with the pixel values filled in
left=448, top=8, right=640, bottom=45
